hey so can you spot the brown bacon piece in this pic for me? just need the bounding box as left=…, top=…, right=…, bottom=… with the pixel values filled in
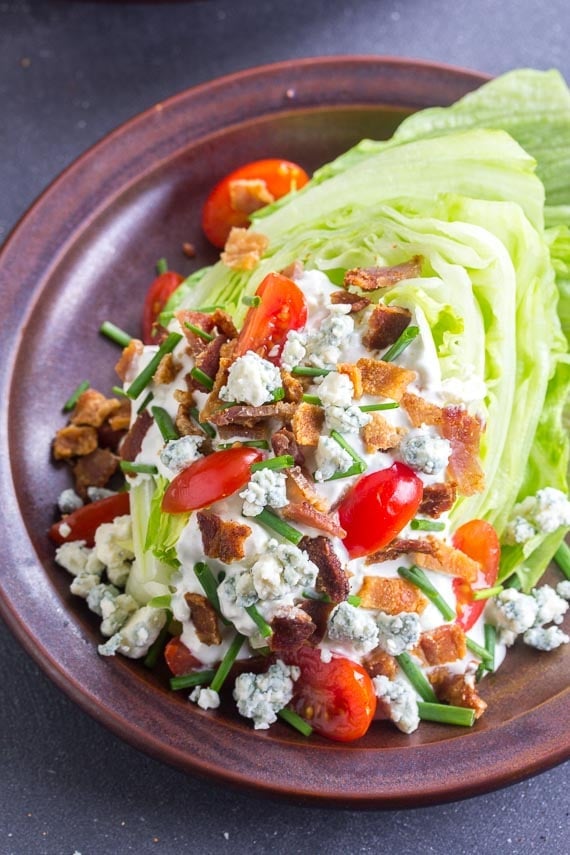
left=343, top=257, right=422, bottom=291
left=216, top=424, right=268, bottom=441
left=291, top=403, right=324, bottom=447
left=362, top=413, right=407, bottom=453
left=209, top=402, right=296, bottom=427
left=299, top=535, right=349, bottom=603
left=441, top=405, right=485, bottom=496
left=184, top=593, right=222, bottom=646
left=419, top=482, right=457, bottom=518
left=283, top=503, right=346, bottom=539
left=196, top=510, right=251, bottom=564
left=107, top=399, right=131, bottom=432
left=356, top=577, right=427, bottom=614
left=281, top=370, right=304, bottom=403
left=188, top=334, right=227, bottom=393
left=363, top=304, right=412, bottom=351
left=176, top=310, right=216, bottom=355
left=199, top=340, right=236, bottom=422
left=53, top=425, right=98, bottom=460
left=299, top=599, right=335, bottom=644
left=73, top=447, right=118, bottom=497
left=362, top=648, right=398, bottom=680
left=286, top=466, right=328, bottom=512
left=400, top=392, right=443, bottom=428
left=120, top=410, right=153, bottom=462
left=115, top=338, right=144, bottom=382
left=271, top=427, right=305, bottom=467
left=229, top=178, right=274, bottom=215
left=356, top=358, right=416, bottom=400
left=221, top=228, right=269, bottom=271
left=71, top=390, right=121, bottom=428
left=153, top=353, right=181, bottom=385
left=337, top=363, right=363, bottom=399
left=210, top=308, right=238, bottom=340
left=174, top=403, right=203, bottom=438
left=269, top=607, right=316, bottom=653
left=411, top=536, right=481, bottom=583
left=365, top=537, right=437, bottom=565
left=330, top=290, right=371, bottom=313
left=418, top=624, right=467, bottom=665
left=429, top=668, right=487, bottom=719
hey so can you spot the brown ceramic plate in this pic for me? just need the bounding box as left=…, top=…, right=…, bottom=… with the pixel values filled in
left=0, top=57, right=568, bottom=808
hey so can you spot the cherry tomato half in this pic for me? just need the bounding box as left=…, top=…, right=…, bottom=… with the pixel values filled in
left=162, top=447, right=263, bottom=514
left=338, top=462, right=423, bottom=559
left=202, top=158, right=310, bottom=248
left=48, top=492, right=131, bottom=547
left=285, top=646, right=377, bottom=742
left=142, top=270, right=184, bottom=344
left=164, top=636, right=202, bottom=676
left=452, top=519, right=500, bottom=631
left=235, top=273, right=308, bottom=360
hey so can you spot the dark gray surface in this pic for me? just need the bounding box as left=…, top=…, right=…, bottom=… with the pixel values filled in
left=1, top=1, right=569, bottom=853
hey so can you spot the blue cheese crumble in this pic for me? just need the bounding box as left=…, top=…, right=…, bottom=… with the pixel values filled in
left=190, top=686, right=221, bottom=710
left=305, top=304, right=354, bottom=368
left=523, top=626, right=570, bottom=651
left=373, top=676, right=420, bottom=734
left=250, top=540, right=318, bottom=600
left=376, top=611, right=421, bottom=656
left=314, top=435, right=352, bottom=482
left=557, top=580, right=570, bottom=600
left=98, top=606, right=167, bottom=659
left=281, top=330, right=307, bottom=372
left=532, top=585, right=568, bottom=626
left=328, top=602, right=379, bottom=654
left=219, top=350, right=281, bottom=407
left=505, top=488, right=570, bottom=544
left=240, top=468, right=288, bottom=516
left=233, top=660, right=300, bottom=729
left=487, top=589, right=538, bottom=646
left=160, top=435, right=204, bottom=473
left=93, top=515, right=135, bottom=587
left=399, top=427, right=451, bottom=475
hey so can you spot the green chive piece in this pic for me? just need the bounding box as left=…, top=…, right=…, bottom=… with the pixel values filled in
left=291, top=366, right=331, bottom=377
left=218, top=440, right=270, bottom=450
left=474, top=663, right=486, bottom=683
left=188, top=406, right=216, bottom=438
left=302, top=590, right=332, bottom=603
left=100, top=321, right=133, bottom=348
left=382, top=325, right=420, bottom=362
left=245, top=604, right=273, bottom=638
left=151, top=405, right=179, bottom=442
left=347, top=595, right=361, bottom=607
left=137, top=391, right=154, bottom=414
left=184, top=321, right=215, bottom=342
left=359, top=402, right=399, bottom=413
left=397, top=566, right=456, bottom=622
left=410, top=519, right=446, bottom=532
left=418, top=701, right=476, bottom=727
left=278, top=707, right=313, bottom=737
left=255, top=508, right=303, bottom=545
left=302, top=394, right=322, bottom=406
left=396, top=652, right=438, bottom=703
left=156, top=257, right=168, bottom=275
left=554, top=541, right=570, bottom=580
left=143, top=623, right=170, bottom=669
left=504, top=574, right=522, bottom=590
left=63, top=380, right=90, bottom=412
left=147, top=594, right=172, bottom=609
left=466, top=637, right=493, bottom=664
left=327, top=430, right=367, bottom=480
left=190, top=366, right=214, bottom=391
left=272, top=387, right=285, bottom=402
left=250, top=455, right=294, bottom=473
left=242, top=295, right=262, bottom=307
left=120, top=461, right=159, bottom=475
left=326, top=461, right=367, bottom=481
left=194, top=562, right=226, bottom=621
left=472, top=584, right=504, bottom=602
left=210, top=634, right=246, bottom=693
left=111, top=384, right=129, bottom=399
left=170, top=670, right=217, bottom=691
left=127, top=332, right=183, bottom=400
left=484, top=623, right=496, bottom=672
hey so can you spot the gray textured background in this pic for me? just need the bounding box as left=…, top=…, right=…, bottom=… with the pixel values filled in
left=1, top=1, right=569, bottom=853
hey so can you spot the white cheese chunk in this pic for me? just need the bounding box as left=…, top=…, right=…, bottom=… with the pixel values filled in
left=376, top=611, right=421, bottom=656
left=233, top=660, right=300, bottom=729
left=189, top=687, right=221, bottom=710
left=160, top=435, right=204, bottom=473
left=523, top=626, right=569, bottom=651
left=328, top=602, right=379, bottom=654
left=240, top=468, right=288, bottom=517
left=486, top=589, right=538, bottom=646
left=314, top=435, right=352, bottom=482
left=373, top=676, right=420, bottom=734
left=399, top=427, right=451, bottom=475
left=250, top=539, right=318, bottom=600
left=219, top=350, right=281, bottom=407
left=532, top=585, right=568, bottom=626
left=98, top=606, right=167, bottom=659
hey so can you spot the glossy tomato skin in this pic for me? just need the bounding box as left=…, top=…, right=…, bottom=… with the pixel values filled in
left=452, top=519, right=500, bottom=630
left=142, top=271, right=184, bottom=344
left=338, top=462, right=423, bottom=558
left=202, top=158, right=310, bottom=248
left=162, top=447, right=263, bottom=513
left=235, top=273, right=308, bottom=360
left=164, top=636, right=202, bottom=676
left=285, top=646, right=376, bottom=742
left=48, top=492, right=130, bottom=547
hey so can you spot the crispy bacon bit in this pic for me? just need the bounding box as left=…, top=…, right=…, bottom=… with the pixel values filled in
left=115, top=339, right=144, bottom=382
left=229, top=178, right=274, bottom=215
left=280, top=370, right=304, bottom=403
left=362, top=413, right=407, bottom=453
left=356, top=358, right=416, bottom=400
left=188, top=334, right=227, bottom=393
left=419, top=482, right=457, bottom=518
left=411, top=536, right=481, bottom=583
left=176, top=310, right=216, bottom=355
left=269, top=607, right=316, bottom=653
left=220, top=227, right=269, bottom=271
left=337, top=363, right=363, bottom=399
left=53, top=425, right=98, bottom=459
left=299, top=535, right=350, bottom=603
left=356, top=577, right=427, bottom=614
left=419, top=624, right=467, bottom=665
left=363, top=304, right=412, bottom=351
left=344, top=257, right=422, bottom=291
left=300, top=599, right=335, bottom=644
left=330, top=290, right=371, bottom=313
left=291, top=403, right=324, bottom=447
left=184, top=593, right=222, bottom=646
left=107, top=399, right=131, bottom=432
left=209, top=401, right=296, bottom=428
left=153, top=353, right=181, bottom=386
left=442, top=405, right=485, bottom=496
left=284, top=503, right=346, bottom=539
left=182, top=241, right=196, bottom=258
left=429, top=668, right=487, bottom=719
left=362, top=648, right=398, bottom=680
left=400, top=392, right=443, bottom=428
left=71, top=390, right=121, bottom=428
left=365, top=537, right=437, bottom=565
left=199, top=341, right=236, bottom=422
left=216, top=424, right=268, bottom=441
left=120, top=410, right=153, bottom=462
left=209, top=308, right=237, bottom=340
left=196, top=510, right=251, bottom=564
left=286, top=466, right=329, bottom=512
left=73, top=447, right=118, bottom=497
left=280, top=260, right=304, bottom=280
left=271, top=427, right=305, bottom=467
left=174, top=403, right=202, bottom=438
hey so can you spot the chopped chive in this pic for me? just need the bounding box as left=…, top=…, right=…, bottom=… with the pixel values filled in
left=255, top=508, right=303, bottom=545
left=410, top=519, right=446, bottom=532
left=418, top=701, right=476, bottom=727
left=156, top=257, right=168, bottom=275
left=466, top=637, right=493, bottom=664
left=147, top=594, right=172, bottom=609
left=474, top=663, right=486, bottom=683
left=120, top=460, right=159, bottom=475
left=111, top=384, right=129, bottom=399
left=100, top=321, right=133, bottom=348
left=143, top=622, right=171, bottom=669
left=472, top=584, right=504, bottom=601
left=397, top=566, right=456, bottom=622
left=328, top=430, right=367, bottom=480
left=218, top=440, right=270, bottom=450
left=242, top=295, right=262, bottom=307
left=184, top=321, right=215, bottom=342
left=382, top=325, right=419, bottom=362
left=188, top=406, right=216, bottom=438
left=127, top=332, right=183, bottom=399
left=278, top=707, right=313, bottom=737
left=554, top=541, right=570, bottom=580
left=484, top=623, right=496, bottom=671
left=272, top=387, right=285, bottom=402
left=359, top=402, right=399, bottom=413
left=194, top=562, right=229, bottom=624
left=190, top=366, right=214, bottom=391
left=137, top=391, right=154, bottom=414
left=250, top=455, right=294, bottom=473
left=245, top=604, right=273, bottom=638
left=63, top=380, right=90, bottom=412
left=151, top=405, right=179, bottom=442
left=291, top=366, right=331, bottom=377
left=170, top=670, right=217, bottom=691
left=326, top=461, right=367, bottom=481
left=210, top=634, right=246, bottom=693
left=195, top=304, right=226, bottom=312
left=396, top=652, right=438, bottom=703
left=302, top=394, right=322, bottom=406
left=302, top=590, right=332, bottom=603
left=347, top=595, right=361, bottom=607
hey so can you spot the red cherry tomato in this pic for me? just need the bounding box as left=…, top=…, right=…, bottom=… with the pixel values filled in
left=164, top=637, right=202, bottom=676
left=338, top=462, right=423, bottom=559
left=235, top=273, right=308, bottom=360
left=452, top=519, right=501, bottom=631
left=142, top=270, right=184, bottom=344
left=202, top=158, right=310, bottom=248
left=285, top=646, right=376, bottom=742
left=162, top=447, right=263, bottom=514
left=48, top=492, right=130, bottom=547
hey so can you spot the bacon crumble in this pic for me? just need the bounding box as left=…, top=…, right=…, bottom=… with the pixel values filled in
left=196, top=510, right=251, bottom=564
left=298, top=535, right=350, bottom=603
left=356, top=357, right=416, bottom=400
left=220, top=228, right=269, bottom=271
left=356, top=577, right=427, bottom=614
left=343, top=257, right=422, bottom=291
left=184, top=593, right=222, bottom=646
left=418, top=624, right=467, bottom=665
left=363, top=304, right=412, bottom=351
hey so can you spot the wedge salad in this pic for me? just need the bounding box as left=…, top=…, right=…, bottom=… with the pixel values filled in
left=49, top=69, right=570, bottom=742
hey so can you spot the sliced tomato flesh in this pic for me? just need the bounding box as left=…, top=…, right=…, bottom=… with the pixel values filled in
left=452, top=519, right=501, bottom=630
left=48, top=492, right=131, bottom=547
left=142, top=270, right=184, bottom=344
left=234, top=272, right=308, bottom=361
left=164, top=636, right=202, bottom=676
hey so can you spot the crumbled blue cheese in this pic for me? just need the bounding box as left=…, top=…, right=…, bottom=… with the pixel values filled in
left=556, top=580, right=570, bottom=601
left=373, top=676, right=420, bottom=734
left=532, top=585, right=568, bottom=626
left=314, top=435, right=352, bottom=482
left=486, top=589, right=538, bottom=646
left=233, top=660, right=300, bottom=729
left=305, top=304, right=354, bottom=368
left=87, top=487, right=117, bottom=502
left=240, top=468, right=288, bottom=517
left=505, top=488, right=570, bottom=544
left=523, top=626, right=570, bottom=651
left=55, top=540, right=105, bottom=598
left=160, top=435, right=204, bottom=473
left=218, top=572, right=258, bottom=611
left=57, top=488, right=84, bottom=514
left=504, top=516, right=537, bottom=545
left=219, top=350, right=281, bottom=407
left=399, top=427, right=451, bottom=475
left=316, top=371, right=354, bottom=408
left=376, top=611, right=421, bottom=656
left=281, top=330, right=307, bottom=372
left=328, top=602, right=379, bottom=654
left=189, top=686, right=221, bottom=710
left=94, top=515, right=135, bottom=587
left=87, top=584, right=138, bottom=637
left=251, top=539, right=318, bottom=600
left=325, top=404, right=370, bottom=434
left=98, top=606, right=167, bottom=659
